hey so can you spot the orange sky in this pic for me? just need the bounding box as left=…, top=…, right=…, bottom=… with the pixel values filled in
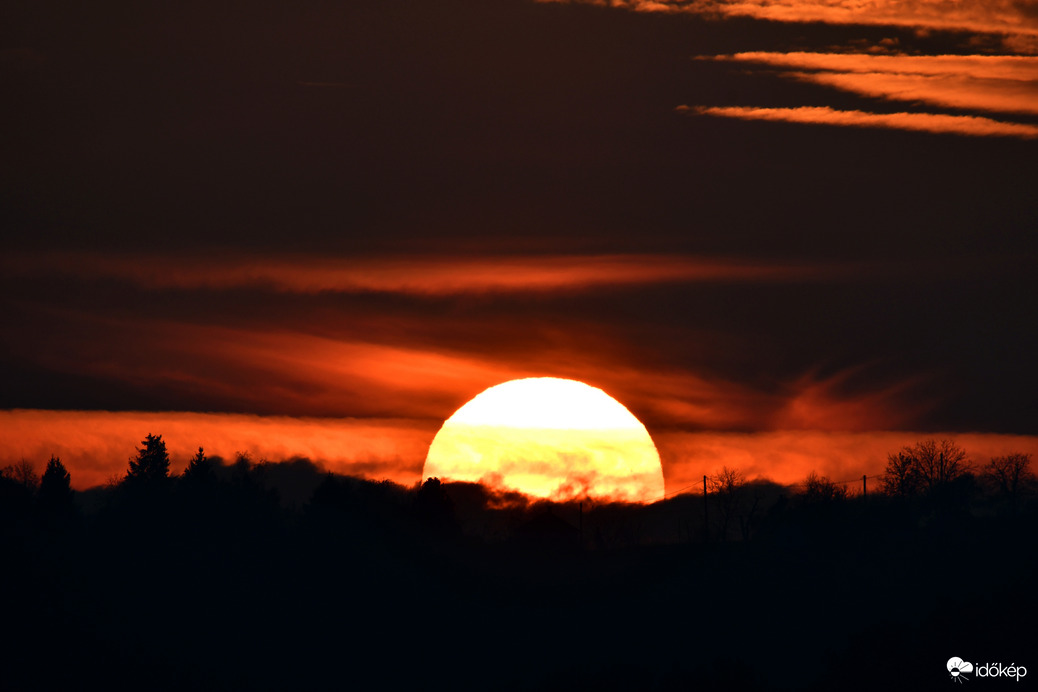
left=3, top=409, right=1035, bottom=495
left=3, top=0, right=1037, bottom=506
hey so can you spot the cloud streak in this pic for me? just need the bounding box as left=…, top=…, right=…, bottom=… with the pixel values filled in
left=538, top=0, right=1038, bottom=47
left=683, top=104, right=1038, bottom=137
left=712, top=52, right=1038, bottom=116
left=1, top=252, right=831, bottom=296
left=5, top=306, right=933, bottom=433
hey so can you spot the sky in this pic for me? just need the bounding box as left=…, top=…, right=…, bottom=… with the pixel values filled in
left=2, top=0, right=1036, bottom=493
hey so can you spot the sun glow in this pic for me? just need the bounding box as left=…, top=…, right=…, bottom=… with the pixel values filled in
left=423, top=377, right=665, bottom=502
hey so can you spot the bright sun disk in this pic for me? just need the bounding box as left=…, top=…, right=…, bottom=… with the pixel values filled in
left=423, top=377, right=665, bottom=502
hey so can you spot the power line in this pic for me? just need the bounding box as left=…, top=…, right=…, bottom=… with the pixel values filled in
left=664, top=472, right=889, bottom=497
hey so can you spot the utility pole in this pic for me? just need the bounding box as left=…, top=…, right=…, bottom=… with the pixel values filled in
left=863, top=474, right=867, bottom=499
left=703, top=474, right=709, bottom=544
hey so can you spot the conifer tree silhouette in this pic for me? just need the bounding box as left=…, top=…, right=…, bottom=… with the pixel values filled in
left=182, top=446, right=214, bottom=484
left=38, top=456, right=75, bottom=515
left=126, top=433, right=171, bottom=484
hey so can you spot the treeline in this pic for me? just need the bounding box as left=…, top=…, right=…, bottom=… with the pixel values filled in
left=2, top=434, right=1036, bottom=691
left=2, top=435, right=1036, bottom=548
left=698, top=438, right=1036, bottom=544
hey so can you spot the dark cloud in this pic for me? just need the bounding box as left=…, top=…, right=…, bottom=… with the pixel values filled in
left=2, top=0, right=1036, bottom=444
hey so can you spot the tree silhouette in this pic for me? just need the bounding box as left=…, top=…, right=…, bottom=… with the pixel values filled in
left=182, top=447, right=214, bottom=484
left=414, top=477, right=456, bottom=532
left=801, top=472, right=847, bottom=506
left=232, top=451, right=254, bottom=485
left=982, top=453, right=1035, bottom=513
left=0, top=461, right=37, bottom=523
left=38, top=456, right=75, bottom=517
left=708, top=466, right=745, bottom=541
left=883, top=439, right=970, bottom=497
left=126, top=433, right=171, bottom=484
left=882, top=448, right=920, bottom=497
left=2, top=460, right=40, bottom=493
left=311, top=473, right=351, bottom=509
left=913, top=439, right=970, bottom=493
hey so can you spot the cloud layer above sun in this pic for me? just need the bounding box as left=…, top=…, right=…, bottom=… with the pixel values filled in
left=0, top=251, right=832, bottom=295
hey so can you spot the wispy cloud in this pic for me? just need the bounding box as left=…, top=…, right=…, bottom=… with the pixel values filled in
left=7, top=306, right=935, bottom=434
left=538, top=0, right=1038, bottom=49
left=682, top=104, right=1038, bottom=137
left=712, top=52, right=1038, bottom=116
left=2, top=252, right=830, bottom=296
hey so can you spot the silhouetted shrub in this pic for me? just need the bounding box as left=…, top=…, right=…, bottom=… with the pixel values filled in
left=800, top=472, right=848, bottom=506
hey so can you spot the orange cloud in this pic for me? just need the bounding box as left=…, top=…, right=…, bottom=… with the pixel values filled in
left=768, top=369, right=933, bottom=431
left=537, top=0, right=1038, bottom=46
left=713, top=53, right=1038, bottom=115
left=722, top=53, right=1038, bottom=83
left=1, top=252, right=826, bottom=296
left=682, top=105, right=1038, bottom=138
left=7, top=302, right=933, bottom=435
left=0, top=410, right=434, bottom=490
left=23, top=319, right=534, bottom=420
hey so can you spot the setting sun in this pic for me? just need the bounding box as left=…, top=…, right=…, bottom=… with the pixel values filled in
left=423, top=377, right=665, bottom=502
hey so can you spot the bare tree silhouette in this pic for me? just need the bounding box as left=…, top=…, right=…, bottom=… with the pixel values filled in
left=882, top=449, right=920, bottom=497
left=801, top=472, right=847, bottom=506
left=912, top=439, right=970, bottom=493
left=883, top=439, right=970, bottom=497
left=982, top=453, right=1035, bottom=513
left=0, top=460, right=38, bottom=522
left=708, top=466, right=744, bottom=541
left=2, top=460, right=40, bottom=493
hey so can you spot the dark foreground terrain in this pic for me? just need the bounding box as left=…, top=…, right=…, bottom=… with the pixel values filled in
left=3, top=455, right=1036, bottom=691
